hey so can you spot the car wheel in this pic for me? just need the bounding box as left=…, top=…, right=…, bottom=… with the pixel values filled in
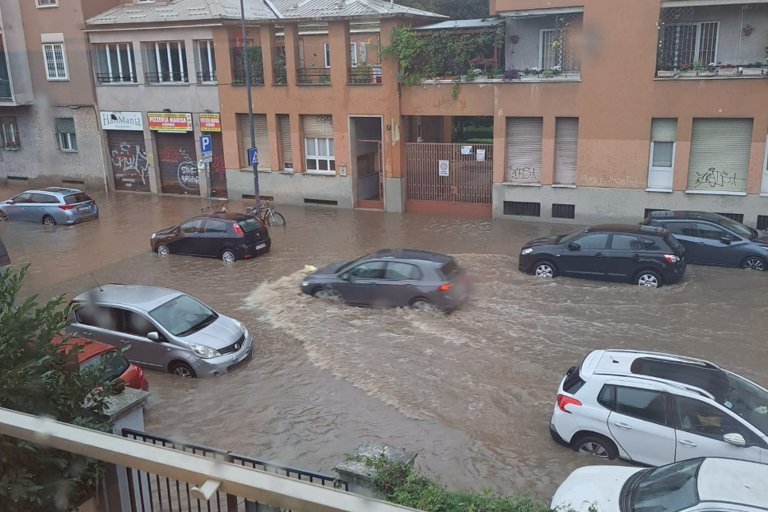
left=572, top=435, right=618, bottom=460
left=636, top=270, right=662, bottom=288
left=169, top=362, right=196, bottom=378
left=410, top=298, right=434, bottom=312
left=742, top=256, right=766, bottom=272
left=0, top=210, right=6, bottom=221
left=222, top=249, right=236, bottom=263
left=313, top=286, right=341, bottom=301
left=42, top=215, right=56, bottom=226
left=157, top=244, right=171, bottom=256
left=534, top=260, right=558, bottom=278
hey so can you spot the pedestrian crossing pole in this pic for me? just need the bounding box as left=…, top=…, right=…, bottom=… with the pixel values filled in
left=240, top=0, right=260, bottom=215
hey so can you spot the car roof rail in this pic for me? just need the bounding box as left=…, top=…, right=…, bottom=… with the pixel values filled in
left=605, top=349, right=720, bottom=370
left=599, top=372, right=716, bottom=401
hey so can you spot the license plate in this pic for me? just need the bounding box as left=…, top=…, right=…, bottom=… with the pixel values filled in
left=78, top=206, right=90, bottom=212
left=256, top=243, right=266, bottom=250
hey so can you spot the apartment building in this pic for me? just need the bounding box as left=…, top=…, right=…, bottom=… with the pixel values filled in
left=0, top=0, right=121, bottom=190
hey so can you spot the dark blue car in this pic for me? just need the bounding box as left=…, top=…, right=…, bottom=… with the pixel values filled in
left=642, top=211, right=768, bottom=271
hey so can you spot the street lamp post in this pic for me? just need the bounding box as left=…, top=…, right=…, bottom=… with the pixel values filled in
left=240, top=0, right=261, bottom=215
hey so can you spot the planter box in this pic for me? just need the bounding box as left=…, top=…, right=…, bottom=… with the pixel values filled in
left=741, top=68, right=763, bottom=76
left=718, top=68, right=738, bottom=76
left=697, top=70, right=716, bottom=77
left=679, top=70, right=697, bottom=77
left=657, top=70, right=675, bottom=78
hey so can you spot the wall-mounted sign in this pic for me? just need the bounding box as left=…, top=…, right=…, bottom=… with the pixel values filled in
left=199, top=113, right=221, bottom=132
left=148, top=113, right=193, bottom=132
left=461, top=145, right=473, bottom=155
left=476, top=149, right=486, bottom=161
left=438, top=160, right=449, bottom=177
left=100, top=111, right=143, bottom=131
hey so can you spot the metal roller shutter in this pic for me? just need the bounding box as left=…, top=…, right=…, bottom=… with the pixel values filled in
left=156, top=132, right=198, bottom=195
left=687, top=118, right=752, bottom=193
left=107, top=130, right=149, bottom=192
left=506, top=118, right=543, bottom=183
left=302, top=115, right=334, bottom=139
left=278, top=114, right=293, bottom=169
left=209, top=132, right=227, bottom=198
left=238, top=114, right=271, bottom=170
left=651, top=119, right=677, bottom=142
left=554, top=118, right=578, bottom=185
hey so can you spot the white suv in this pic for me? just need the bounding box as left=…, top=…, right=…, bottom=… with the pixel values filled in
left=550, top=349, right=768, bottom=466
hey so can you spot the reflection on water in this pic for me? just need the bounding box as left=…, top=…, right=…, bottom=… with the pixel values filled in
left=3, top=187, right=768, bottom=499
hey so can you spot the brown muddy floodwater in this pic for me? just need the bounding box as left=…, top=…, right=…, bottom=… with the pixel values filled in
left=3, top=186, right=768, bottom=500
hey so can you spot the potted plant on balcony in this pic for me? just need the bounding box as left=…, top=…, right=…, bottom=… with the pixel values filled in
left=679, top=63, right=697, bottom=77
left=502, top=68, right=521, bottom=82
left=656, top=64, right=675, bottom=78
left=742, top=62, right=765, bottom=76
left=718, top=63, right=738, bottom=76
left=694, top=61, right=717, bottom=77
left=521, top=67, right=540, bottom=80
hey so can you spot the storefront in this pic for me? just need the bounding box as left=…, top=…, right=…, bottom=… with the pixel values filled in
left=100, top=111, right=149, bottom=192
left=200, top=113, right=227, bottom=198
left=148, top=113, right=198, bottom=195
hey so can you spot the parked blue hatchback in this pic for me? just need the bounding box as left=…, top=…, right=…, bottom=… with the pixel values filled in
left=0, top=187, right=98, bottom=225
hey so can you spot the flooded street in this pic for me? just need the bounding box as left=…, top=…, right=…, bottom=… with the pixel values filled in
left=3, top=186, right=768, bottom=500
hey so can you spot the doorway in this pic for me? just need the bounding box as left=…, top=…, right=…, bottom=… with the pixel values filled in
left=350, top=117, right=383, bottom=209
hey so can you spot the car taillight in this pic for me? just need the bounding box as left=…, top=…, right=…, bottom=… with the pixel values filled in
left=557, top=394, right=582, bottom=413
left=58, top=204, right=76, bottom=211
left=90, top=200, right=95, bottom=205
left=663, top=254, right=680, bottom=263
left=438, top=283, right=454, bottom=291
left=233, top=223, right=245, bottom=235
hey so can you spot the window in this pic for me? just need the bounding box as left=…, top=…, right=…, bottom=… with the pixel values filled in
left=76, top=305, right=121, bottom=331
left=64, top=193, right=92, bottom=204
left=149, top=295, right=217, bottom=337
left=385, top=262, right=420, bottom=281
left=55, top=118, right=77, bottom=152
left=598, top=385, right=615, bottom=409
left=648, top=119, right=677, bottom=190
left=348, top=261, right=387, bottom=279
left=615, top=386, right=667, bottom=425
left=298, top=38, right=305, bottom=68
left=660, top=22, right=718, bottom=68
left=611, top=234, right=643, bottom=250
left=180, top=219, right=205, bottom=233
left=43, top=43, right=68, bottom=80
left=305, top=138, right=335, bottom=172
left=572, top=233, right=608, bottom=251
left=539, top=28, right=561, bottom=69
left=439, top=260, right=461, bottom=280
left=633, top=459, right=700, bottom=512
left=79, top=351, right=130, bottom=384
left=195, top=40, right=216, bottom=83
left=93, top=43, right=135, bottom=84
left=1, top=117, right=20, bottom=150
left=11, top=193, right=32, bottom=204
left=350, top=42, right=357, bottom=66
left=664, top=222, right=696, bottom=237
left=31, top=193, right=58, bottom=204
left=122, top=310, right=155, bottom=338
left=204, top=219, right=228, bottom=233
left=323, top=42, right=330, bottom=68
left=675, top=397, right=750, bottom=441
left=696, top=223, right=727, bottom=241
left=144, top=42, right=187, bottom=83
left=36, top=0, right=57, bottom=7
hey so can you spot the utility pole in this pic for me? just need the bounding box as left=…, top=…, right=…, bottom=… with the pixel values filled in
left=240, top=0, right=260, bottom=215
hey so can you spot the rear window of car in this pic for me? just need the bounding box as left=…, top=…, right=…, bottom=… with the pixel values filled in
left=663, top=234, right=683, bottom=252
left=563, top=366, right=586, bottom=394
left=64, top=193, right=92, bottom=204
left=439, top=260, right=461, bottom=279
left=237, top=217, right=263, bottom=233
left=79, top=351, right=130, bottom=384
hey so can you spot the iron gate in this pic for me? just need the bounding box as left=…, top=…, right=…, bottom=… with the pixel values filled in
left=405, top=143, right=493, bottom=216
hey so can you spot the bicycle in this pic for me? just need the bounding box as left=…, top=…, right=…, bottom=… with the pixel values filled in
left=247, top=200, right=286, bottom=227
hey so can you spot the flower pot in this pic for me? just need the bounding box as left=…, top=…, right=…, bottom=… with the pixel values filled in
left=656, top=70, right=675, bottom=78
left=697, top=70, right=716, bottom=77
left=741, top=68, right=763, bottom=76
left=718, top=68, right=738, bottom=76
left=679, top=70, right=697, bottom=77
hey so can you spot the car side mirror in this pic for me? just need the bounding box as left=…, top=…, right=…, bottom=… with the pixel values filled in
left=720, top=236, right=732, bottom=245
left=723, top=433, right=746, bottom=447
left=147, top=332, right=162, bottom=342
left=568, top=243, right=581, bottom=251
left=340, top=273, right=350, bottom=281
left=6, top=200, right=13, bottom=204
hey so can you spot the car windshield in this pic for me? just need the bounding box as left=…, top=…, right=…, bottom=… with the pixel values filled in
left=631, top=458, right=701, bottom=512
left=79, top=351, right=130, bottom=384
left=717, top=217, right=755, bottom=239
left=64, top=193, right=93, bottom=204
left=238, top=217, right=262, bottom=233
left=149, top=295, right=218, bottom=337
left=337, top=254, right=369, bottom=274
left=724, top=371, right=768, bottom=435
left=557, top=230, right=586, bottom=245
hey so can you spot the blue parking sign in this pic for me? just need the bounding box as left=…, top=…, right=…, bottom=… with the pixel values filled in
left=199, top=134, right=212, bottom=154
left=248, top=147, right=259, bottom=166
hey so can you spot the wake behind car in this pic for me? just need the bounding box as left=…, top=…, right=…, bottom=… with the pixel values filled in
left=301, top=249, right=471, bottom=311
left=67, top=285, right=253, bottom=378
left=550, top=349, right=768, bottom=467
left=551, top=458, right=768, bottom=512
left=0, top=187, right=98, bottom=225
left=642, top=210, right=768, bottom=271
left=519, top=224, right=685, bottom=288
left=151, top=212, right=270, bottom=263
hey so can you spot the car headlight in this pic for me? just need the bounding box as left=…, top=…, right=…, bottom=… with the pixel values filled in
left=151, top=233, right=156, bottom=239
left=189, top=343, right=221, bottom=359
left=301, top=281, right=309, bottom=287
left=521, top=248, right=534, bottom=255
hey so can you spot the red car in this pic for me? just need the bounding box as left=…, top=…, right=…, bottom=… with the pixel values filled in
left=54, top=336, right=149, bottom=391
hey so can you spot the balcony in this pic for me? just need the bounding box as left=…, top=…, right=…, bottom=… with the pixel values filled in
left=655, top=4, right=768, bottom=79
left=96, top=72, right=137, bottom=84
left=145, top=71, right=188, bottom=84
left=197, top=70, right=217, bottom=83
left=298, top=67, right=331, bottom=85
left=231, top=47, right=265, bottom=85
left=348, top=65, right=382, bottom=84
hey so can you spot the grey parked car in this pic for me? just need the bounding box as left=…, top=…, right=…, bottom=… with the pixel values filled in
left=301, top=249, right=472, bottom=311
left=67, top=285, right=253, bottom=378
left=0, top=187, right=98, bottom=225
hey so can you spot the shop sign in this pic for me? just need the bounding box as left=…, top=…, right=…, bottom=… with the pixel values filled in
left=100, top=111, right=143, bottom=131
left=200, top=113, right=221, bottom=132
left=148, top=113, right=193, bottom=132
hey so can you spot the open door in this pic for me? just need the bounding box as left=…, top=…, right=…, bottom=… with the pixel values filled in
left=351, top=117, right=384, bottom=210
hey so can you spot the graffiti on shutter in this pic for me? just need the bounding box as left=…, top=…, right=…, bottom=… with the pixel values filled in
left=157, top=132, right=199, bottom=194
left=108, top=131, right=149, bottom=192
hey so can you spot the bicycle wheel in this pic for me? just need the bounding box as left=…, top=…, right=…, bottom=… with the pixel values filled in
left=268, top=211, right=286, bottom=227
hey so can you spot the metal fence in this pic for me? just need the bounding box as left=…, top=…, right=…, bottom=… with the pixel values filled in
left=146, top=71, right=188, bottom=83
left=348, top=66, right=382, bottom=84
left=97, top=72, right=137, bottom=84
left=232, top=48, right=265, bottom=85
left=123, top=428, right=348, bottom=512
left=656, top=7, right=717, bottom=70
left=297, top=68, right=331, bottom=85
left=405, top=143, right=493, bottom=209
left=197, top=70, right=217, bottom=83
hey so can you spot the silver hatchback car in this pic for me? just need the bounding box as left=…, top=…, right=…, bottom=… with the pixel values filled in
left=0, top=187, right=99, bottom=225
left=67, top=285, right=253, bottom=378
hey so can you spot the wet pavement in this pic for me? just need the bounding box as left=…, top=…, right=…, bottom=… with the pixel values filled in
left=2, top=186, right=768, bottom=500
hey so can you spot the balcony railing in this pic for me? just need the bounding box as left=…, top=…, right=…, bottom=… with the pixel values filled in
left=298, top=67, right=331, bottom=85
left=96, top=72, right=137, bottom=84
left=274, top=63, right=287, bottom=85
left=232, top=47, right=265, bottom=85
left=197, top=70, right=217, bottom=83
left=145, top=71, right=188, bottom=83
left=348, top=66, right=382, bottom=84
left=0, top=79, right=11, bottom=100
